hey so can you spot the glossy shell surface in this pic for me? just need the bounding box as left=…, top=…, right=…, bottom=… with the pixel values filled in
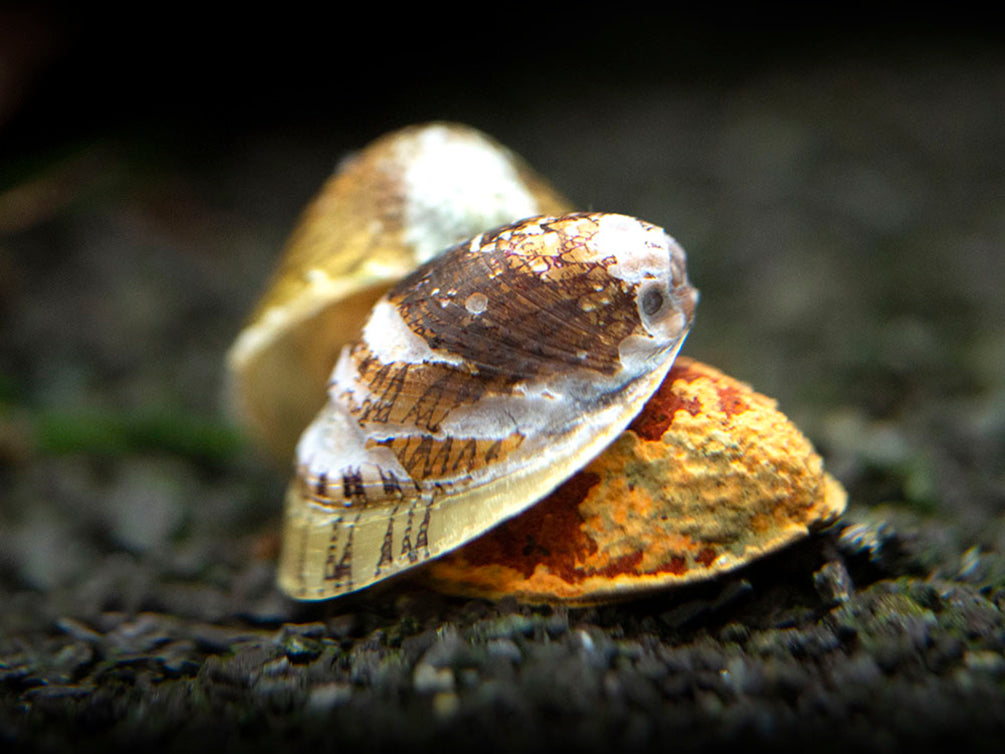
left=279, top=212, right=698, bottom=600
left=425, top=357, right=847, bottom=604
left=227, top=123, right=571, bottom=462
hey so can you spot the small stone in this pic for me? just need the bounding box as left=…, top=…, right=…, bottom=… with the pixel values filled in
left=413, top=662, right=455, bottom=694
left=963, top=650, right=1005, bottom=676
left=486, top=639, right=522, bottom=664
left=432, top=691, right=460, bottom=719
left=55, top=617, right=103, bottom=643
left=275, top=627, right=323, bottom=663
left=813, top=560, right=855, bottom=605
left=44, top=642, right=94, bottom=684
left=260, top=655, right=292, bottom=677
left=158, top=640, right=199, bottom=676
left=276, top=621, right=326, bottom=640
left=957, top=545, right=985, bottom=582
left=307, top=682, right=353, bottom=711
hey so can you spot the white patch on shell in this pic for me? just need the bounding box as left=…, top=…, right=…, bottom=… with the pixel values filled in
left=296, top=398, right=411, bottom=490
left=435, top=365, right=649, bottom=443
left=577, top=214, right=696, bottom=343
left=329, top=345, right=362, bottom=399
left=362, top=299, right=464, bottom=367
left=464, top=292, right=488, bottom=315
left=436, top=392, right=554, bottom=441
left=618, top=331, right=685, bottom=376
left=588, top=214, right=685, bottom=287
left=396, top=126, right=542, bottom=263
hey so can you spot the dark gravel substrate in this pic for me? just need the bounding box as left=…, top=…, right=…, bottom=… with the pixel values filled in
left=2, top=19, right=1003, bottom=754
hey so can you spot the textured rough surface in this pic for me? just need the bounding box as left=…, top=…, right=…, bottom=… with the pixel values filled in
left=1, top=22, right=1004, bottom=754
left=427, top=358, right=845, bottom=603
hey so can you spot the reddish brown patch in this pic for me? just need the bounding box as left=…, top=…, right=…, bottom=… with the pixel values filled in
left=455, top=472, right=602, bottom=581
left=588, top=550, right=644, bottom=579
left=715, top=384, right=749, bottom=418
left=695, top=546, right=717, bottom=568
left=629, top=359, right=705, bottom=441
left=659, top=554, right=688, bottom=576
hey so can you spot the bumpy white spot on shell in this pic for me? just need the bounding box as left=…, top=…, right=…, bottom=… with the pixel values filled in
left=464, top=292, right=488, bottom=315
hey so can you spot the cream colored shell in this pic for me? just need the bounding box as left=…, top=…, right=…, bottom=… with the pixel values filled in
left=226, top=123, right=571, bottom=462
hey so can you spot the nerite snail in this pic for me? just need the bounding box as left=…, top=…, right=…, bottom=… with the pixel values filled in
left=227, top=123, right=846, bottom=604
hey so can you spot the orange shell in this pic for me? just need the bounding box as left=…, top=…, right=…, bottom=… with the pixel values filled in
left=424, top=357, right=847, bottom=604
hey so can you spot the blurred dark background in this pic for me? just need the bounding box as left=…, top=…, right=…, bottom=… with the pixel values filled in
left=4, top=8, right=1000, bottom=162
left=0, top=11, right=927, bottom=141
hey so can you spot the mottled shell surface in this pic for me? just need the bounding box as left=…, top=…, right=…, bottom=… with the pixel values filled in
left=425, top=358, right=847, bottom=605
left=226, top=122, right=571, bottom=462
left=279, top=212, right=698, bottom=600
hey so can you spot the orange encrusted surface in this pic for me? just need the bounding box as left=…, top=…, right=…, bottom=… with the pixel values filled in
left=425, top=357, right=847, bottom=604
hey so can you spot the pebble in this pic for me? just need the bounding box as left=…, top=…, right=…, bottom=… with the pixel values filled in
left=963, top=650, right=1005, bottom=676
left=413, top=663, right=455, bottom=694
left=485, top=638, right=522, bottom=664
left=813, top=560, right=855, bottom=605
left=306, top=682, right=352, bottom=711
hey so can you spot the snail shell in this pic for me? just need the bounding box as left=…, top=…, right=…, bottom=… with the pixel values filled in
left=279, top=212, right=698, bottom=600
left=227, top=123, right=571, bottom=462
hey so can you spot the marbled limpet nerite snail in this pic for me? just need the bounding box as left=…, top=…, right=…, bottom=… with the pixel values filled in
left=227, top=122, right=846, bottom=604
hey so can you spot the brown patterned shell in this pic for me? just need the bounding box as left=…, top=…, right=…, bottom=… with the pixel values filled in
left=226, top=123, right=571, bottom=462
left=279, top=212, right=698, bottom=600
